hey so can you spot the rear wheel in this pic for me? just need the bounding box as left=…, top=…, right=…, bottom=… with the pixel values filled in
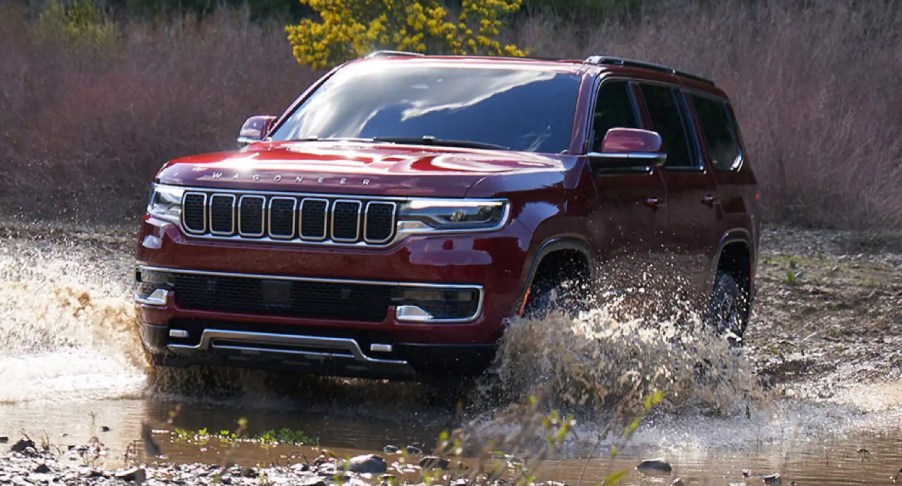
left=705, top=271, right=749, bottom=344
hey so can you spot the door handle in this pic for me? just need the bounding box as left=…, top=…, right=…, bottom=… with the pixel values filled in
left=701, top=194, right=720, bottom=207
left=643, top=197, right=665, bottom=210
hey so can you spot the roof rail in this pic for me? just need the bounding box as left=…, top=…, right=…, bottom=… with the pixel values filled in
left=366, top=50, right=426, bottom=59
left=584, top=55, right=714, bottom=85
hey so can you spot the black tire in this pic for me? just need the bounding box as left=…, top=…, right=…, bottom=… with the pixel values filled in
left=705, top=271, right=750, bottom=344
left=521, top=277, right=586, bottom=319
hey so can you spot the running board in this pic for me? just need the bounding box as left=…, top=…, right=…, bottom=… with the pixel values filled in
left=167, top=329, right=407, bottom=366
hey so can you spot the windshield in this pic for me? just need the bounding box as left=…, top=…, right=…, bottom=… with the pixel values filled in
left=271, top=62, right=581, bottom=154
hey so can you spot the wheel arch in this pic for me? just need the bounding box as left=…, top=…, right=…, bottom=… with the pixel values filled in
left=516, top=236, right=593, bottom=315
left=712, top=229, right=755, bottom=296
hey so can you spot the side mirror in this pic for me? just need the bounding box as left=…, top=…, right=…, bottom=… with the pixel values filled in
left=237, top=115, right=277, bottom=148
left=588, top=128, right=667, bottom=172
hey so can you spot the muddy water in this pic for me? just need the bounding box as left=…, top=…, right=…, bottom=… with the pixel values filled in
left=2, top=225, right=902, bottom=484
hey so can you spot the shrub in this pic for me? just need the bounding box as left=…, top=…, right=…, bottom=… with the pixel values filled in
left=285, top=0, right=526, bottom=69
left=36, top=0, right=119, bottom=48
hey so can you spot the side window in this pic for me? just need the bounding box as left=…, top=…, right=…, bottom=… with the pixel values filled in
left=591, top=81, right=638, bottom=151
left=639, top=84, right=696, bottom=168
left=693, top=96, right=741, bottom=171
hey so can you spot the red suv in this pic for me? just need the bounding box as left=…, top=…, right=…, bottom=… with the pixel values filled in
left=136, top=52, right=759, bottom=380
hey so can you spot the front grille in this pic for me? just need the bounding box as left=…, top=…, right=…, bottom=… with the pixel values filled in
left=174, top=274, right=392, bottom=322
left=180, top=190, right=398, bottom=246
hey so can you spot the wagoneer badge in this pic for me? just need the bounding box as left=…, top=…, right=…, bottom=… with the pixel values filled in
left=209, top=171, right=370, bottom=186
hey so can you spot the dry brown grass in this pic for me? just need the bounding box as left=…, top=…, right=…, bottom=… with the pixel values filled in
left=516, top=0, right=902, bottom=230
left=0, top=4, right=316, bottom=223
left=1, top=1, right=899, bottom=229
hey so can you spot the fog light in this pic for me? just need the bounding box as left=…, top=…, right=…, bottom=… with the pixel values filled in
left=135, top=268, right=173, bottom=306
left=393, top=286, right=481, bottom=322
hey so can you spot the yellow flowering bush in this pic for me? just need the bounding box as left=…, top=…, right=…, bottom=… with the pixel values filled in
left=286, top=0, right=526, bottom=69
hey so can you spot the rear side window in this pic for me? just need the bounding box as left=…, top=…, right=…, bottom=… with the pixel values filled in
left=591, top=81, right=638, bottom=151
left=639, top=84, right=696, bottom=168
left=693, top=96, right=742, bottom=171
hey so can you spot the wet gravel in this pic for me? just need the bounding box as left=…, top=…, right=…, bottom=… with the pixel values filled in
left=0, top=445, right=458, bottom=486
left=748, top=226, right=902, bottom=403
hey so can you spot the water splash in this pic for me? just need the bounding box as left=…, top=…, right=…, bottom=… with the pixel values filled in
left=480, top=293, right=763, bottom=417
left=0, top=230, right=145, bottom=403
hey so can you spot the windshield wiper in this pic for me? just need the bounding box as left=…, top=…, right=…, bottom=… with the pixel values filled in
left=372, top=136, right=510, bottom=151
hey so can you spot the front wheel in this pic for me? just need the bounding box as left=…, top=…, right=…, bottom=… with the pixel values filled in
left=705, top=271, right=750, bottom=345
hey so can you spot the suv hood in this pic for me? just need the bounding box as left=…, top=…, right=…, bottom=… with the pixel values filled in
left=156, top=141, right=565, bottom=197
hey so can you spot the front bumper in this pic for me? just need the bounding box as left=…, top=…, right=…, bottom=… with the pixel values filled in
left=135, top=216, right=532, bottom=378
left=140, top=323, right=494, bottom=380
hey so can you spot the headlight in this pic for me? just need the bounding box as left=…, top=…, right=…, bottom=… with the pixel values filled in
left=147, top=184, right=185, bottom=224
left=398, top=198, right=509, bottom=231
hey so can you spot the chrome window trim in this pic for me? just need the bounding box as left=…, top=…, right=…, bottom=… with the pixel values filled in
left=208, top=193, right=236, bottom=236
left=363, top=201, right=397, bottom=244
left=136, top=265, right=485, bottom=323
left=331, top=199, right=362, bottom=242
left=299, top=198, right=329, bottom=241
left=237, top=195, right=266, bottom=237
left=634, top=81, right=706, bottom=172
left=181, top=192, right=208, bottom=234
left=267, top=196, right=298, bottom=240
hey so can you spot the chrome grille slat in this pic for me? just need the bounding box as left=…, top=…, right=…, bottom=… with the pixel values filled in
left=268, top=197, right=297, bottom=239
left=209, top=194, right=236, bottom=235
left=182, top=192, right=207, bottom=234
left=364, top=201, right=396, bottom=243
left=331, top=200, right=362, bottom=242
left=180, top=190, right=396, bottom=247
left=299, top=198, right=329, bottom=241
left=238, top=195, right=265, bottom=237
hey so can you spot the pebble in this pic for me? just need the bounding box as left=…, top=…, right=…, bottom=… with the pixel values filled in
left=346, top=454, right=387, bottom=474
left=296, top=478, right=326, bottom=486
left=382, top=445, right=400, bottom=454
left=405, top=445, right=424, bottom=455
left=637, top=458, right=672, bottom=474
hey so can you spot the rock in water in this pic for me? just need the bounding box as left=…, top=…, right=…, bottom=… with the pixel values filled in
left=10, top=438, right=35, bottom=453
left=763, top=473, right=781, bottom=485
left=347, top=454, right=388, bottom=474
left=114, top=467, right=146, bottom=483
left=419, top=456, right=450, bottom=470
left=636, top=458, right=672, bottom=474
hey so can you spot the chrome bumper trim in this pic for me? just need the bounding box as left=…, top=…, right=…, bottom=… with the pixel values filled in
left=134, top=288, right=169, bottom=306
left=167, top=329, right=408, bottom=366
